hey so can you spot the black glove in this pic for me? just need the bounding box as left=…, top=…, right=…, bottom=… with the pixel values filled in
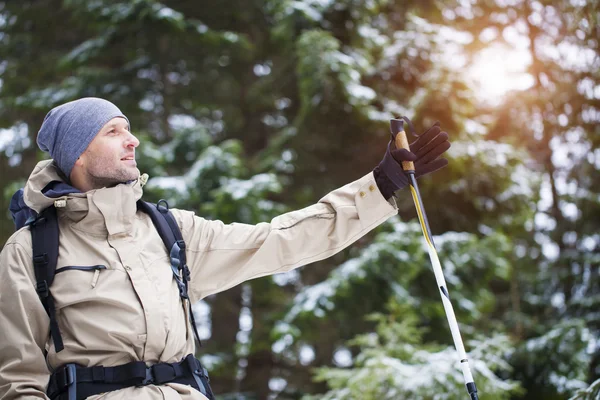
left=374, top=120, right=450, bottom=199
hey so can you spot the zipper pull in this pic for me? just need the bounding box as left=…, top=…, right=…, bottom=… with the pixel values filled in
left=91, top=269, right=100, bottom=288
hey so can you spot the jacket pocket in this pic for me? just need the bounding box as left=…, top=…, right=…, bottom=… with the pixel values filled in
left=55, top=265, right=107, bottom=288
left=272, top=203, right=335, bottom=230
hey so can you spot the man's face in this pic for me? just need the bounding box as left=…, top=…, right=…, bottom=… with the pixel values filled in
left=75, top=117, right=140, bottom=189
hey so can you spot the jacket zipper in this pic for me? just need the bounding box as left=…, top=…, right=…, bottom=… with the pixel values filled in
left=55, top=265, right=107, bottom=288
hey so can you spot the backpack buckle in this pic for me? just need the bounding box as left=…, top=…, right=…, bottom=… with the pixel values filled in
left=182, top=265, right=191, bottom=282
left=140, top=367, right=154, bottom=386
left=177, top=281, right=189, bottom=300
left=33, top=253, right=49, bottom=266
left=36, top=280, right=49, bottom=298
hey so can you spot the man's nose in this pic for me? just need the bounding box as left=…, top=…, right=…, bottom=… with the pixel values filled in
left=125, top=132, right=140, bottom=148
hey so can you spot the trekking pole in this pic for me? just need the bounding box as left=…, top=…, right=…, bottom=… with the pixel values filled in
left=390, top=118, right=479, bottom=400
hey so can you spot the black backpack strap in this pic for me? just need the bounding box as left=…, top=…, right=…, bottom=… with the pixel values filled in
left=137, top=200, right=202, bottom=347
left=47, top=353, right=214, bottom=400
left=30, top=206, right=65, bottom=352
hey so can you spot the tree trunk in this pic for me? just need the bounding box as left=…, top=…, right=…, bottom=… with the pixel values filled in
left=239, top=279, right=280, bottom=399
left=204, top=285, right=242, bottom=395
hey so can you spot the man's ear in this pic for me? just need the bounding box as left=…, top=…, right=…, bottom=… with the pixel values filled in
left=73, top=156, right=84, bottom=168
left=71, top=154, right=85, bottom=174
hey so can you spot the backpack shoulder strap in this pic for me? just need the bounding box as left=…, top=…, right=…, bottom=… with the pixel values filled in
left=137, top=199, right=201, bottom=346
left=30, top=206, right=64, bottom=352
left=137, top=200, right=178, bottom=253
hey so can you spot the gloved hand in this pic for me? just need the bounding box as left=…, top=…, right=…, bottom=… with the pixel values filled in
left=374, top=120, right=450, bottom=199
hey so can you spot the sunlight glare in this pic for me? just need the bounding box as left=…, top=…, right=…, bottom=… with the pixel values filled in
left=467, top=44, right=534, bottom=104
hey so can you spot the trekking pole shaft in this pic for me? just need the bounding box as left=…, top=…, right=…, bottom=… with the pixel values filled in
left=394, top=129, right=479, bottom=400
left=407, top=173, right=478, bottom=400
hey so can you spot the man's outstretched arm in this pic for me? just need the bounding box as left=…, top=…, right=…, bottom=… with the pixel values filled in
left=175, top=171, right=398, bottom=301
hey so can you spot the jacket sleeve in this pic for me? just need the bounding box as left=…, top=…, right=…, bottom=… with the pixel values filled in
left=0, top=234, right=51, bottom=399
left=173, top=172, right=398, bottom=302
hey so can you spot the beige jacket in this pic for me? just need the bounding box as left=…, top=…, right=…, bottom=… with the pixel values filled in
left=0, top=160, right=397, bottom=399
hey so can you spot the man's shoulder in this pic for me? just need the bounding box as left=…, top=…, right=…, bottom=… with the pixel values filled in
left=167, top=207, right=207, bottom=237
left=2, top=225, right=33, bottom=255
left=165, top=206, right=201, bottom=220
left=1, top=227, right=34, bottom=280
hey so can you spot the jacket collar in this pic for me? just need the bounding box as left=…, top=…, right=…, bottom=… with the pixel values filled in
left=23, top=160, right=144, bottom=237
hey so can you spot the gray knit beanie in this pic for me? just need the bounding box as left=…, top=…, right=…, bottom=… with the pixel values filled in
left=37, top=97, right=130, bottom=177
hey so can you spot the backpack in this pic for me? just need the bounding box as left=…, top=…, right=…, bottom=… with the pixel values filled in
left=17, top=197, right=201, bottom=353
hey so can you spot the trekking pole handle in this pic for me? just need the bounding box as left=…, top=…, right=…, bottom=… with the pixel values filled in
left=394, top=130, right=415, bottom=172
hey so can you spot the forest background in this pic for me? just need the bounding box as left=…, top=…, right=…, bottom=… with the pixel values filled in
left=0, top=0, right=598, bottom=399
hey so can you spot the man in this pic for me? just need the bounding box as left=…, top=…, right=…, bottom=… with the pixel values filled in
left=0, top=98, right=449, bottom=399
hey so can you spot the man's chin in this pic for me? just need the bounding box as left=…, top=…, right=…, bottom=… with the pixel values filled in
left=125, top=168, right=141, bottom=183
left=112, top=168, right=141, bottom=185
left=131, top=167, right=141, bottom=178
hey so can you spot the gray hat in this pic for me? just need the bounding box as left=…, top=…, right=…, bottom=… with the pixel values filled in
left=37, top=97, right=130, bottom=177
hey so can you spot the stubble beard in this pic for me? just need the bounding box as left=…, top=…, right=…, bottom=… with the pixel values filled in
left=85, top=158, right=140, bottom=189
